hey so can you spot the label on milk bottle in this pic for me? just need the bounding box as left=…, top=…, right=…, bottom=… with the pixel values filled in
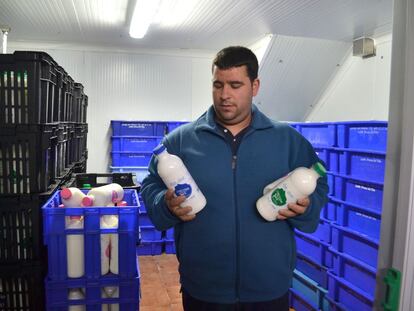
left=271, top=188, right=287, bottom=206
left=175, top=183, right=192, bottom=198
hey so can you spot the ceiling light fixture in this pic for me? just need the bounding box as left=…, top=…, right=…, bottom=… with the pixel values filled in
left=129, top=0, right=161, bottom=39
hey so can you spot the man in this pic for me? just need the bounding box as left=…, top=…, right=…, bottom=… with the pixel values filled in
left=141, top=46, right=328, bottom=311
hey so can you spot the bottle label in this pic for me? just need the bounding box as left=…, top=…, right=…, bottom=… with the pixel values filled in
left=271, top=188, right=287, bottom=206
left=175, top=183, right=192, bottom=198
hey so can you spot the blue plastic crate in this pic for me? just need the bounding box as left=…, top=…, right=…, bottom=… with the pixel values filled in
left=327, top=174, right=334, bottom=196
left=289, top=288, right=319, bottom=311
left=110, top=166, right=149, bottom=183
left=165, top=239, right=176, bottom=254
left=312, top=218, right=331, bottom=243
left=297, top=123, right=336, bottom=147
left=166, top=228, right=174, bottom=239
left=137, top=240, right=163, bottom=256
left=140, top=226, right=162, bottom=240
left=327, top=271, right=374, bottom=311
left=45, top=274, right=140, bottom=310
left=292, top=270, right=328, bottom=310
left=295, top=231, right=331, bottom=267
left=167, top=121, right=188, bottom=133
left=42, top=189, right=139, bottom=281
left=111, top=151, right=152, bottom=167
left=323, top=295, right=350, bottom=311
left=330, top=248, right=377, bottom=296
left=330, top=224, right=379, bottom=268
left=111, top=136, right=163, bottom=152
left=111, top=120, right=167, bottom=136
left=320, top=199, right=339, bottom=222
left=314, top=148, right=329, bottom=169
left=336, top=121, right=387, bottom=152
left=138, top=198, right=146, bottom=212
left=296, top=252, right=328, bottom=288
left=139, top=211, right=154, bottom=226
left=333, top=175, right=383, bottom=211
left=336, top=199, right=382, bottom=239
left=330, top=148, right=386, bottom=183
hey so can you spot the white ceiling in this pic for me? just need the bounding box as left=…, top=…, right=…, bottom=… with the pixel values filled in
left=0, top=0, right=393, bottom=51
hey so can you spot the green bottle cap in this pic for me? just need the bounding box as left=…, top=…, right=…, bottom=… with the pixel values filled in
left=313, top=162, right=326, bottom=177
left=83, top=183, right=92, bottom=189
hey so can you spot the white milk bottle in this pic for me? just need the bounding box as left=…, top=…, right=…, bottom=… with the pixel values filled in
left=153, top=144, right=206, bottom=215
left=256, top=162, right=326, bottom=221
left=61, top=187, right=86, bottom=207
left=100, top=214, right=119, bottom=275
left=81, top=184, right=124, bottom=207
left=100, top=234, right=110, bottom=275
left=103, top=287, right=119, bottom=311
left=82, top=184, right=123, bottom=273
left=61, top=188, right=85, bottom=278
left=68, top=288, right=86, bottom=311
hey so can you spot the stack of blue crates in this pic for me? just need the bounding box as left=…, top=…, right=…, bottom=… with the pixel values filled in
left=289, top=121, right=387, bottom=311
left=41, top=189, right=141, bottom=310
left=110, top=120, right=188, bottom=183
left=109, top=120, right=188, bottom=256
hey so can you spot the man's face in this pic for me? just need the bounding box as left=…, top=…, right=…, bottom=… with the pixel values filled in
left=212, top=65, right=260, bottom=128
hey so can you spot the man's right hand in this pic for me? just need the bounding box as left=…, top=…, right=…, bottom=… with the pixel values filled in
left=165, top=189, right=196, bottom=222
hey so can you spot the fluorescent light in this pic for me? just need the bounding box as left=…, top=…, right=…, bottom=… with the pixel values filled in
left=129, top=0, right=161, bottom=39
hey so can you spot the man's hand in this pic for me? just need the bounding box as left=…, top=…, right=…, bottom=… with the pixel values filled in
left=277, top=197, right=310, bottom=220
left=165, top=189, right=196, bottom=222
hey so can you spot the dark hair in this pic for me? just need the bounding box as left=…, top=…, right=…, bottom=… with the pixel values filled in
left=212, top=46, right=258, bottom=82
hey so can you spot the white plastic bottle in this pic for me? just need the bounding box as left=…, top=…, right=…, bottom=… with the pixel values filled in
left=256, top=162, right=326, bottom=221
left=101, top=234, right=110, bottom=275
left=68, top=288, right=86, bottom=311
left=153, top=144, right=206, bottom=215
left=103, top=287, right=119, bottom=311
left=81, top=184, right=124, bottom=207
left=62, top=188, right=85, bottom=278
left=61, top=187, right=86, bottom=207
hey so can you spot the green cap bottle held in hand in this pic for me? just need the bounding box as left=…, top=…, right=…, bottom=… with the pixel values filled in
left=256, top=162, right=326, bottom=221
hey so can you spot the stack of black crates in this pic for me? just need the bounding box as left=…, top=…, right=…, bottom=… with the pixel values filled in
left=0, top=51, right=88, bottom=310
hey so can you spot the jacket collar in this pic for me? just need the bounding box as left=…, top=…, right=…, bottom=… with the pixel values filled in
left=194, top=104, right=274, bottom=133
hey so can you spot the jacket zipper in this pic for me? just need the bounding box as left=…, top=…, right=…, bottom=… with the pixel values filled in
left=232, top=153, right=240, bottom=302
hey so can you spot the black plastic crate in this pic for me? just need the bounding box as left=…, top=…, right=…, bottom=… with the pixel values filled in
left=62, top=75, right=74, bottom=123
left=70, top=153, right=87, bottom=174
left=0, top=263, right=46, bottom=311
left=0, top=180, right=65, bottom=264
left=73, top=83, right=88, bottom=123
left=0, top=124, right=59, bottom=194
left=74, top=173, right=139, bottom=190
left=69, top=123, right=88, bottom=163
left=0, top=51, right=58, bottom=125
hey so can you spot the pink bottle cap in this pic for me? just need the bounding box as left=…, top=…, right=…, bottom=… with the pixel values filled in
left=111, top=190, right=119, bottom=203
left=60, top=188, right=72, bottom=200
left=82, top=196, right=93, bottom=206
left=117, top=201, right=127, bottom=207
left=59, top=204, right=65, bottom=208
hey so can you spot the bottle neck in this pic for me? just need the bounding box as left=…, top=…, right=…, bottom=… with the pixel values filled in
left=310, top=169, right=321, bottom=180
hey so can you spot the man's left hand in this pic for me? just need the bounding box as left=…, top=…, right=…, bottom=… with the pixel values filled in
left=277, top=197, right=310, bottom=220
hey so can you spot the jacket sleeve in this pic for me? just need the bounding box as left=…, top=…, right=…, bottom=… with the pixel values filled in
left=286, top=133, right=329, bottom=233
left=140, top=137, right=181, bottom=231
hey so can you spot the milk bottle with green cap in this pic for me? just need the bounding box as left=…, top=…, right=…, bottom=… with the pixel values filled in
left=256, top=162, right=326, bottom=221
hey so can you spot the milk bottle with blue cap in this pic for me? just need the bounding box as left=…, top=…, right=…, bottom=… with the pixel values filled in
left=153, top=144, right=206, bottom=215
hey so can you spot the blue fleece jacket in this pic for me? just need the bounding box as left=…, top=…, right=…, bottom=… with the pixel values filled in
left=141, top=104, right=329, bottom=303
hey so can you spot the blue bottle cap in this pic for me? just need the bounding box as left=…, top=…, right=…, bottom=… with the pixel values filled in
left=153, top=144, right=166, bottom=155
